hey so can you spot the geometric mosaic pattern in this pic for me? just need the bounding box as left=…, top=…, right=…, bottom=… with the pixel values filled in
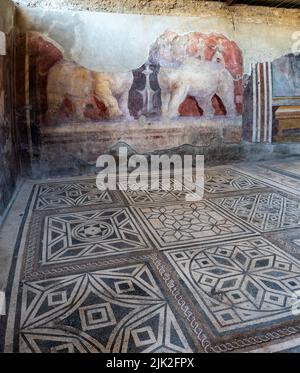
left=19, top=263, right=193, bottom=353
left=42, top=208, right=151, bottom=265
left=4, top=165, right=300, bottom=353
left=119, top=179, right=191, bottom=205
left=164, top=237, right=300, bottom=333
left=205, top=168, right=267, bottom=193
left=133, top=201, right=255, bottom=249
left=212, top=192, right=300, bottom=232
left=35, top=181, right=118, bottom=210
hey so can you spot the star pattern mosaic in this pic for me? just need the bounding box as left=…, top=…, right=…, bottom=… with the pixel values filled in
left=164, top=237, right=300, bottom=333
left=132, top=201, right=255, bottom=249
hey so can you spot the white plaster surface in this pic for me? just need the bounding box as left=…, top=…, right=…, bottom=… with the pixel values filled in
left=16, top=6, right=300, bottom=75
left=0, top=0, right=15, bottom=33
left=0, top=32, right=6, bottom=55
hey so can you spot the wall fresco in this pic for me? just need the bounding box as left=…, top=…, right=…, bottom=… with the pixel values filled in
left=15, top=7, right=300, bottom=173
left=27, top=30, right=243, bottom=127
left=149, top=31, right=243, bottom=117
left=242, top=54, right=300, bottom=144
left=272, top=54, right=300, bottom=98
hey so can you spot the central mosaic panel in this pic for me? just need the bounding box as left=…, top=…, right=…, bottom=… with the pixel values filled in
left=132, top=201, right=256, bottom=249
left=42, top=207, right=151, bottom=264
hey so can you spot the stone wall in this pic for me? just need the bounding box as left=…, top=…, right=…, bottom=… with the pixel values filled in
left=0, top=0, right=20, bottom=222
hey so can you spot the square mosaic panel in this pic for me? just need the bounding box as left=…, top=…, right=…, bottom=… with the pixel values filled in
left=35, top=180, right=121, bottom=210
left=18, top=263, right=194, bottom=353
left=132, top=201, right=256, bottom=250
left=204, top=169, right=267, bottom=193
left=42, top=207, right=151, bottom=265
left=212, top=192, right=300, bottom=232
left=164, top=237, right=300, bottom=334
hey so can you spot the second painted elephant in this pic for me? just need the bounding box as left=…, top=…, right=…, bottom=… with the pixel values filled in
left=158, top=58, right=237, bottom=118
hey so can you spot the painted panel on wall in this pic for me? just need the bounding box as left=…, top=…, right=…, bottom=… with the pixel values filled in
left=19, top=8, right=300, bottom=167
left=27, top=30, right=243, bottom=128
left=242, top=53, right=300, bottom=144
left=272, top=54, right=300, bottom=98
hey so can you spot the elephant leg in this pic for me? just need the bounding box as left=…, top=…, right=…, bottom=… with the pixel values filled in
left=167, top=86, right=188, bottom=119
left=46, top=98, right=61, bottom=124
left=94, top=81, right=122, bottom=118
left=119, top=91, right=131, bottom=118
left=103, top=94, right=122, bottom=118
left=216, top=74, right=236, bottom=117
left=197, top=96, right=214, bottom=118
left=47, top=93, right=63, bottom=114
left=160, top=92, right=171, bottom=118
left=48, top=100, right=61, bottom=117
left=73, top=98, right=86, bottom=121
left=217, top=92, right=236, bottom=117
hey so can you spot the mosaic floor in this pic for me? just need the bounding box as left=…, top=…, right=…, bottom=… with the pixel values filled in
left=2, top=161, right=300, bottom=352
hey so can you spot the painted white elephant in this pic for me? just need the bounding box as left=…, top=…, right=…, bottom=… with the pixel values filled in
left=47, top=60, right=133, bottom=120
left=158, top=58, right=236, bottom=118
